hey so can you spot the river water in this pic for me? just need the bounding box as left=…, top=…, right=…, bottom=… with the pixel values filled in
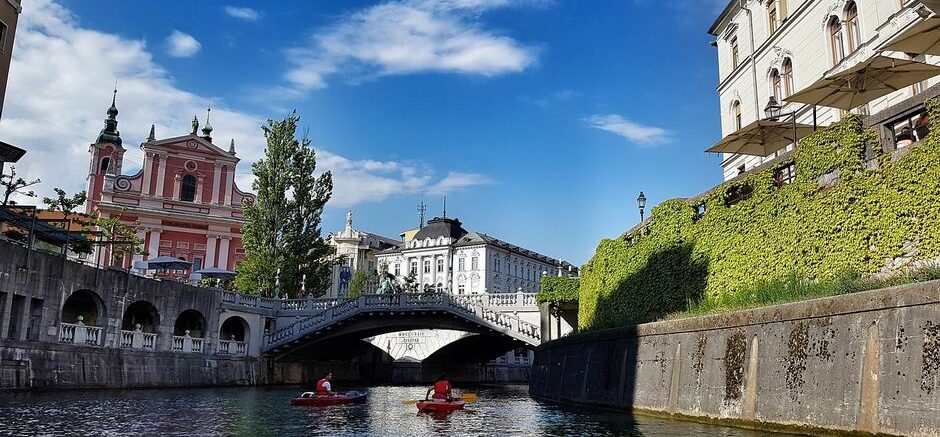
left=0, top=385, right=800, bottom=436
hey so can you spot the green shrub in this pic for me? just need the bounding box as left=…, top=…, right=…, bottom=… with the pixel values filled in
left=537, top=277, right=580, bottom=304
left=580, top=103, right=940, bottom=330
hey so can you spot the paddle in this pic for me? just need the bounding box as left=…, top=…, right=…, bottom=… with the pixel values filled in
left=402, top=393, right=478, bottom=404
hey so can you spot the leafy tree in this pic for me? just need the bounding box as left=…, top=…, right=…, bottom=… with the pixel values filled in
left=93, top=211, right=142, bottom=264
left=348, top=269, right=370, bottom=298
left=402, top=271, right=419, bottom=293
left=1, top=166, right=40, bottom=205
left=42, top=188, right=87, bottom=215
left=236, top=112, right=334, bottom=297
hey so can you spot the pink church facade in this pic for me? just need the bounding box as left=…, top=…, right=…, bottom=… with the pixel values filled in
left=85, top=95, right=254, bottom=276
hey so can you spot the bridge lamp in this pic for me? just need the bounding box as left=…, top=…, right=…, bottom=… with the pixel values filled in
left=637, top=191, right=647, bottom=222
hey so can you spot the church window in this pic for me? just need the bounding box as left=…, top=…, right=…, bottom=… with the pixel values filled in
left=99, top=157, right=111, bottom=173
left=181, top=174, right=197, bottom=202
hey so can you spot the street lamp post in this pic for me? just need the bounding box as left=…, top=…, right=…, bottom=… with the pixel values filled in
left=637, top=191, right=647, bottom=222
left=764, top=96, right=783, bottom=120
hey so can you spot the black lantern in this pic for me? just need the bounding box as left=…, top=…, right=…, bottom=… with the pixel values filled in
left=637, top=191, right=647, bottom=222
left=764, top=96, right=783, bottom=120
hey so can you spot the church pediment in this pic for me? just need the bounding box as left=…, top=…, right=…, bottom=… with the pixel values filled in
left=144, top=134, right=239, bottom=162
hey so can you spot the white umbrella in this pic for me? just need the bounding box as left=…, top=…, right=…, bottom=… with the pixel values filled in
left=706, top=119, right=815, bottom=157
left=785, top=55, right=940, bottom=110
left=882, top=17, right=940, bottom=56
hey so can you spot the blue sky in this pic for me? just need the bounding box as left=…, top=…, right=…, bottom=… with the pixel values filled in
left=1, top=0, right=728, bottom=264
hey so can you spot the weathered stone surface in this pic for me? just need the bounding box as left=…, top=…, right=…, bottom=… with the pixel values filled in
left=530, top=280, right=940, bottom=437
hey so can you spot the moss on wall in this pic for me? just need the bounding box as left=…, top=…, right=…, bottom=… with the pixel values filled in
left=579, top=102, right=940, bottom=330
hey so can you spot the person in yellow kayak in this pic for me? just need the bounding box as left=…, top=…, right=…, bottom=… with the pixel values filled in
left=315, top=371, right=335, bottom=396
left=425, top=374, right=453, bottom=402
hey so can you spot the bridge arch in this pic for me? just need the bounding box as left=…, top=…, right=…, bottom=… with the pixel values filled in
left=121, top=300, right=160, bottom=333
left=422, top=334, right=524, bottom=366
left=62, top=289, right=105, bottom=326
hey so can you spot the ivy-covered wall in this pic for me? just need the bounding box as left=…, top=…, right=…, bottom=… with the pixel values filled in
left=537, top=276, right=579, bottom=304
left=579, top=103, right=940, bottom=330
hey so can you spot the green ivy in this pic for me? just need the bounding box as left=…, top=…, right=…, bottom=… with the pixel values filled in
left=537, top=277, right=580, bottom=304
left=579, top=105, right=940, bottom=331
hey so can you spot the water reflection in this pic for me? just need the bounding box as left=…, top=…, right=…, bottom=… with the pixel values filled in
left=0, top=385, right=797, bottom=436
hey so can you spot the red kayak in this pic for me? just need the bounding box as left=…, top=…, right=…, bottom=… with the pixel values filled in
left=291, top=391, right=368, bottom=406
left=416, top=400, right=466, bottom=413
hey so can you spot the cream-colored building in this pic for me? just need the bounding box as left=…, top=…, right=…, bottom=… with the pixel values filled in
left=325, top=212, right=401, bottom=298
left=709, top=0, right=938, bottom=180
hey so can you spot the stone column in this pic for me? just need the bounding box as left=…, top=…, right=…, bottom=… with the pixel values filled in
left=223, top=172, right=233, bottom=206
left=443, top=250, right=452, bottom=293
left=417, top=255, right=424, bottom=288
left=195, top=175, right=206, bottom=204
left=172, top=174, right=181, bottom=200
left=0, top=291, right=13, bottom=339
left=211, top=163, right=222, bottom=204
left=141, top=152, right=153, bottom=196
left=217, top=237, right=231, bottom=270
left=15, top=297, right=30, bottom=341
left=147, top=229, right=161, bottom=259
left=205, top=235, right=218, bottom=269
left=155, top=154, right=167, bottom=197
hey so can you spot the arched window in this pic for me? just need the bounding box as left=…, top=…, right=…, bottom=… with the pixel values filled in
left=99, top=157, right=111, bottom=174
left=180, top=174, right=197, bottom=202
left=781, top=58, right=794, bottom=97
left=770, top=68, right=782, bottom=100
left=829, top=16, right=845, bottom=64
left=844, top=2, right=860, bottom=53
left=731, top=100, right=742, bottom=131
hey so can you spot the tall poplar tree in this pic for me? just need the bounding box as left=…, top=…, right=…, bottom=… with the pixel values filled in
left=236, top=112, right=334, bottom=297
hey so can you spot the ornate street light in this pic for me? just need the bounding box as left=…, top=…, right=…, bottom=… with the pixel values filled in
left=637, top=191, right=647, bottom=222
left=764, top=96, right=783, bottom=120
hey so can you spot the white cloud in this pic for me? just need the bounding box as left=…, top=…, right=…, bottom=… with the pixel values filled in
left=282, top=0, right=537, bottom=92
left=0, top=0, right=491, bottom=207
left=166, top=30, right=201, bottom=58
left=426, top=172, right=493, bottom=195
left=224, top=6, right=261, bottom=21
left=584, top=114, right=670, bottom=146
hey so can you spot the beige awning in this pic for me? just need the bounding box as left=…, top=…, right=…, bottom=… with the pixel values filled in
left=882, top=17, right=940, bottom=56
left=706, top=119, right=815, bottom=156
left=785, top=55, right=940, bottom=110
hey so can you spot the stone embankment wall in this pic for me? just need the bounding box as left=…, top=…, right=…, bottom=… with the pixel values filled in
left=530, top=280, right=940, bottom=437
left=0, top=340, right=305, bottom=389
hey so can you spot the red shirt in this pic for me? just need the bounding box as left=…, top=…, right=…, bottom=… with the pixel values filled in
left=316, top=378, right=332, bottom=395
left=432, top=380, right=451, bottom=399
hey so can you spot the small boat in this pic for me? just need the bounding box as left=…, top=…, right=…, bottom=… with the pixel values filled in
left=291, top=391, right=368, bottom=406
left=415, top=399, right=466, bottom=413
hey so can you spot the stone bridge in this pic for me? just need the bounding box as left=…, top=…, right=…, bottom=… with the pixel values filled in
left=258, top=292, right=541, bottom=359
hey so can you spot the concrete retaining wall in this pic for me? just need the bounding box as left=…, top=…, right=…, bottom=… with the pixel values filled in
left=530, top=280, right=940, bottom=437
left=0, top=339, right=308, bottom=390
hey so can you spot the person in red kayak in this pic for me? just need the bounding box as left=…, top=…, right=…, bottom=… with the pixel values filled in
left=315, top=371, right=334, bottom=396
left=425, top=374, right=453, bottom=402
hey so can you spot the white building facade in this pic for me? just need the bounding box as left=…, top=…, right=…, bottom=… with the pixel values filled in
left=709, top=0, right=936, bottom=180
left=376, top=217, right=577, bottom=294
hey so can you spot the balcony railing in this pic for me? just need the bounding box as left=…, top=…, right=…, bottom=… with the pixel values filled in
left=172, top=332, right=204, bottom=353
left=218, top=339, right=248, bottom=355
left=120, top=325, right=157, bottom=350
left=59, top=318, right=103, bottom=346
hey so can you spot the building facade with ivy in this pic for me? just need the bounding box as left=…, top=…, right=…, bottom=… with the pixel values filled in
left=84, top=96, right=255, bottom=277
left=709, top=0, right=936, bottom=180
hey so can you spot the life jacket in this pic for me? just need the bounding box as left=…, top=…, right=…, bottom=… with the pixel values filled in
left=432, top=380, right=450, bottom=399
left=316, top=378, right=330, bottom=395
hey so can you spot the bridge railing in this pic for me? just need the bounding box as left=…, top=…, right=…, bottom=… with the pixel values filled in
left=262, top=292, right=541, bottom=350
